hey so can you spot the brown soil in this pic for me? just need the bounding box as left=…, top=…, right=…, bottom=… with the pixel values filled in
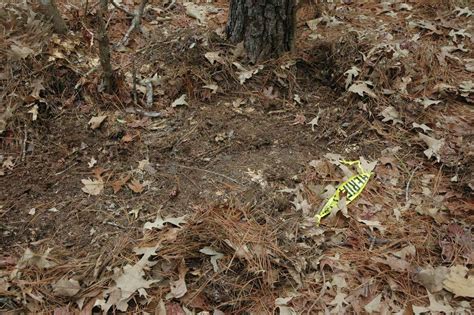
left=1, top=0, right=473, bottom=313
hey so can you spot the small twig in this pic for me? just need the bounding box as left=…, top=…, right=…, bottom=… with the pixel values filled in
left=405, top=165, right=420, bottom=202
left=55, top=162, right=79, bottom=176
left=144, top=79, right=153, bottom=108
left=21, top=123, right=27, bottom=162
left=432, top=164, right=444, bottom=197
left=105, top=221, right=126, bottom=229
left=306, top=268, right=326, bottom=314
left=74, top=66, right=99, bottom=90
left=84, top=0, right=89, bottom=16
left=105, top=9, right=115, bottom=29
left=110, top=0, right=134, bottom=17
left=132, top=57, right=138, bottom=104
left=163, top=0, right=176, bottom=11
left=115, top=0, right=148, bottom=48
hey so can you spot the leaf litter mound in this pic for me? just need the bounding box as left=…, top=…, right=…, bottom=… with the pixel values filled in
left=1, top=0, right=473, bottom=313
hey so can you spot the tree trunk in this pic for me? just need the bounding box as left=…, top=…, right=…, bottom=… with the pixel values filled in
left=227, top=0, right=296, bottom=62
left=97, top=0, right=116, bottom=93
left=39, top=0, right=68, bottom=34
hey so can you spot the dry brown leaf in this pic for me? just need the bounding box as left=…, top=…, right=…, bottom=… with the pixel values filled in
left=15, top=248, right=57, bottom=270
left=380, top=106, right=402, bottom=125
left=415, top=265, right=448, bottom=293
left=121, top=133, right=135, bottom=143
left=137, top=159, right=156, bottom=174
left=81, top=178, right=104, bottom=195
left=184, top=2, right=207, bottom=24
left=128, top=179, right=144, bottom=193
left=443, top=265, right=474, bottom=298
left=416, top=97, right=442, bottom=109
left=233, top=62, right=263, bottom=85
left=275, top=296, right=297, bottom=315
left=167, top=261, right=187, bottom=299
left=204, top=51, right=224, bottom=65
left=199, top=247, right=224, bottom=272
left=87, top=157, right=97, bottom=168
left=412, top=122, right=432, bottom=133
left=348, top=81, right=377, bottom=98
left=372, top=256, right=410, bottom=272
left=112, top=174, right=131, bottom=194
left=144, top=215, right=186, bottom=230
left=0, top=106, right=14, bottom=134
left=418, top=133, right=444, bottom=162
left=88, top=115, right=107, bottom=129
left=92, top=167, right=107, bottom=180
left=358, top=219, right=386, bottom=234
left=28, top=105, right=38, bottom=121
left=52, top=278, right=81, bottom=297
left=171, top=94, right=188, bottom=107
left=30, top=79, right=45, bottom=99
left=394, top=244, right=416, bottom=260
left=10, top=43, right=34, bottom=59
left=95, top=245, right=159, bottom=312
left=344, top=66, right=360, bottom=89
left=412, top=291, right=453, bottom=314
left=329, top=292, right=348, bottom=313
left=364, top=293, right=382, bottom=314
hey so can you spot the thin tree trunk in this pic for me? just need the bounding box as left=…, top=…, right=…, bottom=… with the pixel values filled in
left=39, top=0, right=68, bottom=34
left=97, top=0, right=116, bottom=93
left=227, top=0, right=296, bottom=62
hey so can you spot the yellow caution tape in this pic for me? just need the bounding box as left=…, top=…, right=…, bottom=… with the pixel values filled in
left=314, top=160, right=372, bottom=225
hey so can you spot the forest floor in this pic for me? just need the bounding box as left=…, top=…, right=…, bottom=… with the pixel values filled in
left=1, top=0, right=473, bottom=314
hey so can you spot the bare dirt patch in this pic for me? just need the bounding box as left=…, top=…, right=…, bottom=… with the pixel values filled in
left=1, top=0, right=473, bottom=313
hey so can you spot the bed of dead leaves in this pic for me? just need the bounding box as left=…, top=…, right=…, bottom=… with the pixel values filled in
left=0, top=0, right=473, bottom=314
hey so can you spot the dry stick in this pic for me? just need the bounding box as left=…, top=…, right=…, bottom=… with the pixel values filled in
left=110, top=0, right=134, bottom=17
left=163, top=0, right=176, bottom=11
left=405, top=165, right=420, bottom=203
left=144, top=79, right=153, bottom=108
left=306, top=268, right=326, bottom=314
left=21, top=123, right=27, bottom=162
left=54, top=162, right=79, bottom=176
left=132, top=57, right=138, bottom=104
left=116, top=0, right=148, bottom=48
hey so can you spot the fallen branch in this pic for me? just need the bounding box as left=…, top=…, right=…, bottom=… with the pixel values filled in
left=115, top=0, right=148, bottom=48
left=21, top=123, right=27, bottom=162
left=163, top=0, right=176, bottom=11
left=405, top=165, right=420, bottom=202
left=144, top=79, right=153, bottom=108
left=110, top=0, right=134, bottom=17
left=132, top=57, right=138, bottom=104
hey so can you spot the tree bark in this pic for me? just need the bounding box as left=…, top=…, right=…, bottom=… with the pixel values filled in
left=97, top=0, right=116, bottom=93
left=39, top=0, right=68, bottom=34
left=227, top=0, right=296, bottom=62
